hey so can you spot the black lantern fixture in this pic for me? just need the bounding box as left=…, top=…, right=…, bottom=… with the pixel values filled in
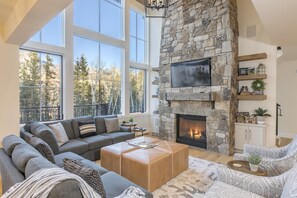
left=144, top=0, right=168, bottom=18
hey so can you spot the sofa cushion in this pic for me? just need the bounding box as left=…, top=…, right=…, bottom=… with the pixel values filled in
left=104, top=118, right=120, bottom=133
left=94, top=115, right=117, bottom=134
left=28, top=135, right=55, bottom=163
left=101, top=171, right=152, bottom=198
left=54, top=152, right=108, bottom=175
left=71, top=116, right=94, bottom=138
left=60, top=120, right=75, bottom=139
left=78, top=121, right=97, bottom=138
left=59, top=139, right=89, bottom=155
left=82, top=135, right=113, bottom=150
left=25, top=157, right=57, bottom=178
left=11, top=144, right=42, bottom=173
left=48, top=122, right=69, bottom=146
left=30, top=122, right=60, bottom=154
left=101, top=132, right=135, bottom=144
left=2, top=135, right=26, bottom=156
left=64, top=158, right=106, bottom=198
left=205, top=181, right=264, bottom=198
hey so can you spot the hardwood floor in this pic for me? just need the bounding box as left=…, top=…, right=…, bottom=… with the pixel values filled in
left=189, top=147, right=233, bottom=165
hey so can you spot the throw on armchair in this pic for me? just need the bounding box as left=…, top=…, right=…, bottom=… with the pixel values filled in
left=234, top=136, right=297, bottom=176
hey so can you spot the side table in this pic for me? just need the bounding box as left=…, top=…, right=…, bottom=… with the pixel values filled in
left=227, top=160, right=268, bottom=176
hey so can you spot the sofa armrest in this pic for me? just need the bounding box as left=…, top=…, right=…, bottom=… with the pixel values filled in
left=120, top=126, right=132, bottom=132
left=218, top=166, right=285, bottom=198
left=243, top=144, right=286, bottom=159
left=30, top=123, right=59, bottom=154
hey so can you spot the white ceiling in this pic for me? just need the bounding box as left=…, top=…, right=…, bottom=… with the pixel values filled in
left=0, top=0, right=18, bottom=26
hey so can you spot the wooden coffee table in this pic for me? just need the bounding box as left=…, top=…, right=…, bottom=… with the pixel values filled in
left=227, top=160, right=268, bottom=176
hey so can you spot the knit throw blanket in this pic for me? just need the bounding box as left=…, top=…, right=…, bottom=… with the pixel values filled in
left=1, top=168, right=146, bottom=198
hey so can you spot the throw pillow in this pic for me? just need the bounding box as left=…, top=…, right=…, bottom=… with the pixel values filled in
left=104, top=118, right=120, bottom=133
left=48, top=122, right=69, bottom=147
left=29, top=135, right=55, bottom=163
left=64, top=158, right=106, bottom=198
left=78, top=121, right=97, bottom=138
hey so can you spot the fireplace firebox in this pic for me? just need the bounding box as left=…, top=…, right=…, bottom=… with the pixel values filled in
left=176, top=114, right=207, bottom=149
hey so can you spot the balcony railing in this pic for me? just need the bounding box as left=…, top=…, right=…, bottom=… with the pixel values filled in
left=20, top=104, right=145, bottom=123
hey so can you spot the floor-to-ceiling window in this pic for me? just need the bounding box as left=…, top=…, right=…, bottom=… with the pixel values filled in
left=20, top=0, right=149, bottom=122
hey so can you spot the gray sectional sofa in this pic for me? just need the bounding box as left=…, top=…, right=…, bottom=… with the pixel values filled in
left=0, top=135, right=152, bottom=197
left=20, top=115, right=135, bottom=161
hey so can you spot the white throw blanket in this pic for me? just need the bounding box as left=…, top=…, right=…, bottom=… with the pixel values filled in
left=1, top=168, right=146, bottom=198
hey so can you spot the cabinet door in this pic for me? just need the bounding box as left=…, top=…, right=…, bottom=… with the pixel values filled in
left=249, top=126, right=265, bottom=146
left=235, top=125, right=248, bottom=150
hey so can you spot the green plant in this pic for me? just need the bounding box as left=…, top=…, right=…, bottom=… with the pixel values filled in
left=251, top=79, right=265, bottom=91
left=129, top=118, right=134, bottom=123
left=248, top=154, right=262, bottom=165
left=252, top=108, right=271, bottom=117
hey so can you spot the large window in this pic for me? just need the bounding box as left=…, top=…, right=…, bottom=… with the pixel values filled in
left=129, top=68, right=146, bottom=113
left=73, top=36, right=122, bottom=117
left=19, top=50, right=63, bottom=123
left=130, top=10, right=146, bottom=64
left=74, top=0, right=123, bottom=39
left=30, top=12, right=64, bottom=47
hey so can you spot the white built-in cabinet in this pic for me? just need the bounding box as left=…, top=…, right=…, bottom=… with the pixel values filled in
left=235, top=123, right=266, bottom=150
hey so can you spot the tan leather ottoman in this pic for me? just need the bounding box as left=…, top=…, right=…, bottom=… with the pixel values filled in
left=100, top=142, right=138, bottom=175
left=122, top=149, right=172, bottom=192
left=155, top=141, right=189, bottom=177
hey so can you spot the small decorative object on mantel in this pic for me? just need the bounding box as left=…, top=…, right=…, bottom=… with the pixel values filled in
left=248, top=154, right=262, bottom=172
left=256, top=63, right=266, bottom=75
left=236, top=112, right=250, bottom=123
left=248, top=68, right=255, bottom=75
left=252, top=108, right=271, bottom=124
left=251, top=79, right=265, bottom=95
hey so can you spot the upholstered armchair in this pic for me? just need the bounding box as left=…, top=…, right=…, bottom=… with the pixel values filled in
left=199, top=164, right=297, bottom=198
left=234, top=136, right=297, bottom=176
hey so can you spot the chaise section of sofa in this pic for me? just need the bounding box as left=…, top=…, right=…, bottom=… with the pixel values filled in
left=20, top=115, right=135, bottom=161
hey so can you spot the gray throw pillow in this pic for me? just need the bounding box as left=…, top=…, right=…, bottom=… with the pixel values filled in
left=104, top=118, right=120, bottom=133
left=29, top=136, right=55, bottom=163
left=64, top=158, right=106, bottom=198
left=78, top=121, right=97, bottom=138
left=48, top=122, right=69, bottom=147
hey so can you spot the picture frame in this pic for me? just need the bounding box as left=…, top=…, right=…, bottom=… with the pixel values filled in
left=239, top=68, right=249, bottom=75
left=248, top=68, right=255, bottom=75
left=236, top=112, right=250, bottom=123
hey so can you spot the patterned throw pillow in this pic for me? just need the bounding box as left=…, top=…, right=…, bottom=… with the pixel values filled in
left=64, top=158, right=106, bottom=198
left=78, top=121, right=97, bottom=138
left=29, top=136, right=55, bottom=163
left=104, top=118, right=120, bottom=133
left=48, top=122, right=69, bottom=147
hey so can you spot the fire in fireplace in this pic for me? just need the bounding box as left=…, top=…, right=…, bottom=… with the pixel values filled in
left=176, top=114, right=207, bottom=149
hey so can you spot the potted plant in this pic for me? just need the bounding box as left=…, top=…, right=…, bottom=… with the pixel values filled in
left=248, top=154, right=262, bottom=172
left=129, top=118, right=134, bottom=123
left=251, top=79, right=265, bottom=95
left=252, top=108, right=271, bottom=124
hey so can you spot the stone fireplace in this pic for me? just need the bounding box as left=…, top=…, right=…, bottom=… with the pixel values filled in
left=158, top=0, right=238, bottom=154
left=176, top=114, right=207, bottom=148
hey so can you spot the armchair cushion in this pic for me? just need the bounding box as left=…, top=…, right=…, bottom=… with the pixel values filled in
left=243, top=144, right=287, bottom=159
left=204, top=181, right=264, bottom=198
left=218, top=166, right=285, bottom=198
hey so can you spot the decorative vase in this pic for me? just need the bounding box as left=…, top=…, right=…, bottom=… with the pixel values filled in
left=249, top=163, right=259, bottom=172
left=257, top=116, right=265, bottom=124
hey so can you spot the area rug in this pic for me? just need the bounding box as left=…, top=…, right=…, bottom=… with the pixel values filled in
left=152, top=156, right=223, bottom=197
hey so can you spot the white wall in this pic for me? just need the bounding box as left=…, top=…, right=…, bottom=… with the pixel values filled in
left=238, top=0, right=277, bottom=147
left=277, top=60, right=297, bottom=138
left=0, top=38, right=20, bottom=143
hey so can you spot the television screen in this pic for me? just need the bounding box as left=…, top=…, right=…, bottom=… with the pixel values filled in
left=171, top=58, right=211, bottom=88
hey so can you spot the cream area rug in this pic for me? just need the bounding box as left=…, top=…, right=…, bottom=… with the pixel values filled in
left=153, top=156, right=223, bottom=197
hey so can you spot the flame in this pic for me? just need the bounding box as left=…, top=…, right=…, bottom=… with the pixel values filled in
left=189, top=128, right=202, bottom=139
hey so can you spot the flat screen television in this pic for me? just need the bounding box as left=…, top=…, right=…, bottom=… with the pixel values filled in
left=171, top=58, right=211, bottom=88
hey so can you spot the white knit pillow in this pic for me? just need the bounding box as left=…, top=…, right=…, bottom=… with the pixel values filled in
left=48, top=123, right=69, bottom=147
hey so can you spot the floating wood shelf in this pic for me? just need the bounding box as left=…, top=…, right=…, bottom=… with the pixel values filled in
left=152, top=95, right=159, bottom=98
left=237, top=95, right=267, bottom=100
left=237, top=74, right=267, bottom=81
left=152, top=67, right=160, bottom=72
left=238, top=53, right=267, bottom=62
